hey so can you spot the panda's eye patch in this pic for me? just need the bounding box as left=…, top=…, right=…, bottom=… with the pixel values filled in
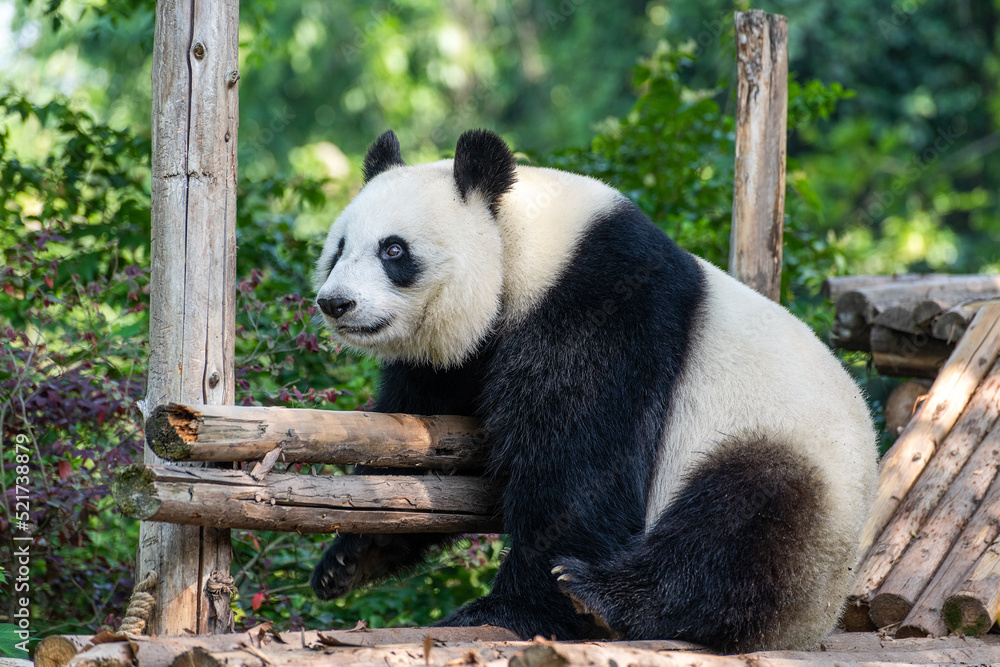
left=378, top=236, right=421, bottom=288
left=326, top=237, right=346, bottom=277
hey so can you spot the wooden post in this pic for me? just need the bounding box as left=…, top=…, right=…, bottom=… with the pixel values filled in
left=137, top=0, right=239, bottom=634
left=729, top=10, right=788, bottom=302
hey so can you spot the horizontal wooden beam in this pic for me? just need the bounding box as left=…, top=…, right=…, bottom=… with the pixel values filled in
left=113, top=465, right=500, bottom=534
left=146, top=403, right=486, bottom=468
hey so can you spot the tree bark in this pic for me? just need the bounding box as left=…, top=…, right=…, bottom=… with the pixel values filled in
left=728, top=10, right=787, bottom=302
left=146, top=403, right=485, bottom=468
left=140, top=0, right=239, bottom=634
left=115, top=465, right=500, bottom=533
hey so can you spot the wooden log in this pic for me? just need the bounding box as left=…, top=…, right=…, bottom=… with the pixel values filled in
left=827, top=276, right=1000, bottom=353
left=884, top=380, right=931, bottom=437
left=35, top=635, right=95, bottom=667
left=944, top=535, right=1000, bottom=636
left=839, top=276, right=1000, bottom=318
left=870, top=326, right=954, bottom=378
left=140, top=0, right=240, bottom=635
left=896, top=448, right=1000, bottom=638
left=845, top=305, right=1000, bottom=629
left=728, top=10, right=787, bottom=302
left=831, top=291, right=873, bottom=351
left=868, top=411, right=1000, bottom=628
left=911, top=300, right=945, bottom=328
left=821, top=274, right=955, bottom=302
left=146, top=403, right=485, bottom=468
left=855, top=361, right=1000, bottom=629
left=113, top=465, right=500, bottom=533
left=870, top=299, right=950, bottom=336
left=932, top=305, right=977, bottom=343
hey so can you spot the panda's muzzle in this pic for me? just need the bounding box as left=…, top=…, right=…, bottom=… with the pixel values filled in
left=337, top=318, right=393, bottom=337
left=318, top=296, right=356, bottom=319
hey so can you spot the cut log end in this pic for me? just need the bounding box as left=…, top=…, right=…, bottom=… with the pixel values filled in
left=943, top=592, right=993, bottom=636
left=112, top=464, right=161, bottom=520
left=146, top=403, right=199, bottom=460
left=869, top=592, right=913, bottom=629
left=34, top=634, right=91, bottom=667
left=840, top=598, right=876, bottom=632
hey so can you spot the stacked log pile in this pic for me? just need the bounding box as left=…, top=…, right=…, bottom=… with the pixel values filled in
left=843, top=303, right=1000, bottom=637
left=823, top=274, right=1000, bottom=377
left=112, top=404, right=500, bottom=534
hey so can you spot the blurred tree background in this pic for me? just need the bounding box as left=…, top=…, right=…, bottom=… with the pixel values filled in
left=1, top=0, right=998, bottom=650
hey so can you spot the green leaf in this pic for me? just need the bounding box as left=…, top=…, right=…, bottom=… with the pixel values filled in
left=0, top=623, right=29, bottom=659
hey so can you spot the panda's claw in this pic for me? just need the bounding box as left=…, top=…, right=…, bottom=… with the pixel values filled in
left=336, top=552, right=346, bottom=566
left=557, top=573, right=573, bottom=582
left=551, top=565, right=565, bottom=575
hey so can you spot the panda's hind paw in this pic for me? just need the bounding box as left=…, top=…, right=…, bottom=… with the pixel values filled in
left=551, top=557, right=616, bottom=635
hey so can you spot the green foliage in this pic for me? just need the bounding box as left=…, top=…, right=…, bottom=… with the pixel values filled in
left=5, top=0, right=1000, bottom=640
left=541, top=43, right=856, bottom=322
left=0, top=622, right=29, bottom=660
left=545, top=43, right=736, bottom=267
left=0, top=93, right=149, bottom=635
left=231, top=533, right=502, bottom=630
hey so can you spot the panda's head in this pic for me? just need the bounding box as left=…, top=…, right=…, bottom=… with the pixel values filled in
left=314, top=129, right=516, bottom=368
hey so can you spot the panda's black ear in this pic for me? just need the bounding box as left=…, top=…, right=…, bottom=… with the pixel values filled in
left=363, top=130, right=406, bottom=183
left=453, top=129, right=516, bottom=216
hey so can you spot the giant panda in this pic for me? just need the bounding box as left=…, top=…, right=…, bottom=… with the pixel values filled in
left=310, top=129, right=877, bottom=651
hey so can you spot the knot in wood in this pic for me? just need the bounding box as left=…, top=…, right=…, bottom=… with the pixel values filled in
left=227, top=69, right=240, bottom=88
left=193, top=42, right=206, bottom=60
left=208, top=371, right=221, bottom=388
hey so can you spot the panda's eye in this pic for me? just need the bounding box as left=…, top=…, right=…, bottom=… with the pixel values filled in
left=382, top=243, right=404, bottom=260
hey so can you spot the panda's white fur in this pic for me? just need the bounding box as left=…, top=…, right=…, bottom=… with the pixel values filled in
left=650, top=259, right=876, bottom=647
left=311, top=130, right=877, bottom=651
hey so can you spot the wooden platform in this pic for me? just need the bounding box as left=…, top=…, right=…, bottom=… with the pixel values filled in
left=34, top=626, right=1000, bottom=667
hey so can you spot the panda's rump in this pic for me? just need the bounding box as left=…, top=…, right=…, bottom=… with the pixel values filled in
left=646, top=258, right=876, bottom=532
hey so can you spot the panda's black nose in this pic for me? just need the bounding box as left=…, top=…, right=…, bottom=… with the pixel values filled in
left=318, top=296, right=356, bottom=319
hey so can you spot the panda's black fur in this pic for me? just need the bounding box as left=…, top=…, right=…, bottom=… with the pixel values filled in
left=311, top=129, right=876, bottom=651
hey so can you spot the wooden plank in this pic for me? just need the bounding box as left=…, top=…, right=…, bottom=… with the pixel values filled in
left=114, top=465, right=500, bottom=533
left=146, top=403, right=485, bottom=468
left=58, top=635, right=1000, bottom=667
left=845, top=304, right=1000, bottom=629
left=139, top=0, right=239, bottom=634
left=728, top=10, right=787, bottom=302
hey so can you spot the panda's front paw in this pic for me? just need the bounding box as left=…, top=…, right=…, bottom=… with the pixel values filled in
left=311, top=534, right=370, bottom=600
left=551, top=558, right=618, bottom=636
